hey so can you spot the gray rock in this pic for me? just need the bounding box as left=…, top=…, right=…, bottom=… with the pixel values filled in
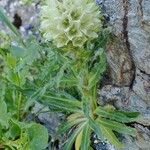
left=136, top=107, right=150, bottom=126
left=133, top=69, right=150, bottom=105
left=98, top=85, right=130, bottom=105
left=0, top=0, right=39, bottom=35
left=92, top=133, right=116, bottom=150
left=134, top=124, right=150, bottom=150
left=98, top=85, right=150, bottom=126
left=106, top=37, right=134, bottom=86
left=93, top=124, right=150, bottom=150
left=98, top=0, right=150, bottom=75
left=32, top=102, right=63, bottom=135
left=128, top=0, right=150, bottom=75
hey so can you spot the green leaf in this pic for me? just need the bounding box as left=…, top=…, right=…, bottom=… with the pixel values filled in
left=117, top=111, right=140, bottom=118
left=7, top=120, right=21, bottom=140
left=27, top=123, right=49, bottom=150
left=99, top=124, right=123, bottom=148
left=80, top=123, right=91, bottom=150
left=97, top=118, right=137, bottom=136
left=24, top=86, right=47, bottom=112
left=63, top=122, right=86, bottom=150
left=56, top=118, right=87, bottom=137
left=75, top=130, right=83, bottom=150
left=0, top=99, right=11, bottom=128
left=89, top=118, right=103, bottom=140
left=41, top=95, right=82, bottom=113
left=10, top=45, right=26, bottom=58
left=95, top=106, right=139, bottom=123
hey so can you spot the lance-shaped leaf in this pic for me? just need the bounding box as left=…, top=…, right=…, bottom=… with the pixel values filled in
left=41, top=95, right=82, bottom=112
left=89, top=118, right=104, bottom=140
left=95, top=106, right=140, bottom=123
left=56, top=117, right=87, bottom=137
left=99, top=124, right=123, bottom=148
left=80, top=123, right=91, bottom=150
left=75, top=130, right=83, bottom=150
left=63, top=122, right=86, bottom=150
left=97, top=118, right=137, bottom=136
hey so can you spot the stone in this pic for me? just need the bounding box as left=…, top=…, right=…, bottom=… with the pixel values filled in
left=128, top=0, right=150, bottom=74
left=136, top=107, right=150, bottom=126
left=92, top=133, right=116, bottom=150
left=116, top=135, right=139, bottom=150
left=134, top=124, right=150, bottom=149
left=31, top=102, right=63, bottom=135
left=98, top=85, right=150, bottom=126
left=133, top=69, right=150, bottom=105
left=98, top=0, right=150, bottom=75
left=98, top=85, right=130, bottom=105
left=106, top=37, right=134, bottom=86
left=0, top=0, right=39, bottom=35
left=93, top=124, right=150, bottom=150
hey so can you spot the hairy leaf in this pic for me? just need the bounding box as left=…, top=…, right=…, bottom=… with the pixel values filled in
left=100, top=124, right=123, bottom=148
left=95, top=106, right=140, bottom=123
left=97, top=118, right=137, bottom=136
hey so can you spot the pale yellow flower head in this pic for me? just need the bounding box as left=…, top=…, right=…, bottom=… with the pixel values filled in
left=40, top=0, right=102, bottom=48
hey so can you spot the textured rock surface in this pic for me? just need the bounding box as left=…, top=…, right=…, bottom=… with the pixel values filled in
left=106, top=37, right=134, bottom=86
left=128, top=0, right=150, bottom=74
left=99, top=0, right=150, bottom=75
left=98, top=85, right=150, bottom=126
left=133, top=69, right=150, bottom=105
left=0, top=0, right=39, bottom=35
left=94, top=124, right=150, bottom=150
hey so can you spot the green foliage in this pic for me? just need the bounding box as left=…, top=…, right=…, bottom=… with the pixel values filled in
left=0, top=8, right=48, bottom=150
left=0, top=2, right=140, bottom=150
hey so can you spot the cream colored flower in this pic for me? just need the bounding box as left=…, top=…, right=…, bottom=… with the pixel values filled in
left=40, top=0, right=102, bottom=48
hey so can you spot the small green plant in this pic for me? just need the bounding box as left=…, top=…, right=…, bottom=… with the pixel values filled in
left=0, top=0, right=140, bottom=149
left=0, top=8, right=48, bottom=150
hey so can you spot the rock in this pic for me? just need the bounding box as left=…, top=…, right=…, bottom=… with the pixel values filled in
left=31, top=102, right=63, bottom=135
left=92, top=134, right=116, bottom=150
left=116, top=135, right=139, bottom=150
left=128, top=0, right=150, bottom=74
left=98, top=0, right=150, bottom=75
left=98, top=85, right=150, bottom=126
left=133, top=69, right=150, bottom=105
left=114, top=91, right=147, bottom=112
left=98, top=85, right=130, bottom=105
left=0, top=0, right=39, bottom=36
left=136, top=107, right=150, bottom=126
left=106, top=37, right=134, bottom=86
left=134, top=124, right=150, bottom=149
left=93, top=124, right=150, bottom=150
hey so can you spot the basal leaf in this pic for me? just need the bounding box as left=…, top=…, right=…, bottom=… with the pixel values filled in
left=95, top=106, right=139, bottom=123
left=97, top=118, right=137, bottom=136
left=80, top=123, right=91, bottom=150
left=57, top=118, right=87, bottom=137
left=41, top=95, right=82, bottom=113
left=63, top=122, right=86, bottom=150
left=99, top=124, right=123, bottom=148
left=75, top=130, right=83, bottom=150
left=67, top=112, right=85, bottom=122
left=89, top=118, right=103, bottom=140
left=27, top=123, right=49, bottom=150
left=0, top=99, right=11, bottom=128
